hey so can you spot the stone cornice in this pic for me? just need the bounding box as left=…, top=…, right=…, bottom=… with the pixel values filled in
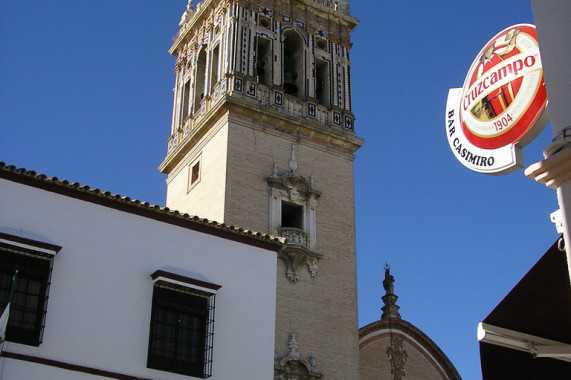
left=525, top=146, right=571, bottom=189
left=159, top=94, right=363, bottom=174
left=159, top=97, right=230, bottom=174
left=227, top=95, right=363, bottom=152
left=170, top=0, right=224, bottom=55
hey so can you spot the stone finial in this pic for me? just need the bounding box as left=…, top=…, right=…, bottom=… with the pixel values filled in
left=287, top=333, right=300, bottom=358
left=308, top=354, right=317, bottom=368
left=381, top=264, right=401, bottom=320
left=383, top=263, right=395, bottom=293
left=179, top=0, right=195, bottom=27
left=275, top=333, right=323, bottom=378
left=288, top=144, right=298, bottom=172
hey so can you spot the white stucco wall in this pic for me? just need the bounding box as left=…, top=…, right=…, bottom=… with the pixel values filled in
left=0, top=177, right=277, bottom=380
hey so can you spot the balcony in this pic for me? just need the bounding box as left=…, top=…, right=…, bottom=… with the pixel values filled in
left=278, top=227, right=310, bottom=249
left=277, top=227, right=321, bottom=282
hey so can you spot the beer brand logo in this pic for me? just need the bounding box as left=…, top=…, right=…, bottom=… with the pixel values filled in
left=445, top=24, right=548, bottom=175
left=460, top=24, right=546, bottom=150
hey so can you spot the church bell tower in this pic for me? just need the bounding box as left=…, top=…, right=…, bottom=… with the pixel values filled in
left=159, top=0, right=362, bottom=377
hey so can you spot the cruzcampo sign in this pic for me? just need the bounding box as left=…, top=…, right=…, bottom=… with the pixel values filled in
left=446, top=24, right=548, bottom=175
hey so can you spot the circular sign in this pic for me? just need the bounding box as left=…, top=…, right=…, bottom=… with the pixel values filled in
left=459, top=24, right=547, bottom=150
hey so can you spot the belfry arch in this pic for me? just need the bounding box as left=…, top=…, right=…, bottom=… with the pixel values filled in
left=256, top=36, right=272, bottom=86
left=194, top=47, right=207, bottom=113
left=283, top=30, right=305, bottom=97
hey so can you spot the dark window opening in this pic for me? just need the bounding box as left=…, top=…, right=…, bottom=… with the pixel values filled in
left=315, top=59, right=330, bottom=105
left=256, top=37, right=271, bottom=86
left=194, top=48, right=207, bottom=113
left=283, top=31, right=304, bottom=97
left=210, top=45, right=220, bottom=89
left=191, top=161, right=200, bottom=185
left=147, top=281, right=215, bottom=378
left=316, top=38, right=327, bottom=51
left=281, top=201, right=303, bottom=229
left=0, top=242, right=54, bottom=346
left=259, top=16, right=271, bottom=29
left=181, top=80, right=191, bottom=122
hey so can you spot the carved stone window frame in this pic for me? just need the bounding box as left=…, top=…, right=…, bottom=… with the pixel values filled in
left=267, top=165, right=321, bottom=282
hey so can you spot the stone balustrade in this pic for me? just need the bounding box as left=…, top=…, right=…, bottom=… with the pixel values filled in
left=278, top=227, right=310, bottom=249
left=311, top=0, right=350, bottom=15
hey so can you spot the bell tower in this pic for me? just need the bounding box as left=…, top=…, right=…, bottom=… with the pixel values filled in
left=159, top=0, right=362, bottom=377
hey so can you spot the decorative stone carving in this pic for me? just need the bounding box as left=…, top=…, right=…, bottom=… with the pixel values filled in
left=306, top=257, right=318, bottom=277
left=275, top=333, right=323, bottom=379
left=179, top=0, right=195, bottom=27
left=381, top=264, right=401, bottom=320
left=288, top=333, right=300, bottom=358
left=268, top=145, right=322, bottom=282
left=387, top=336, right=408, bottom=380
left=279, top=244, right=322, bottom=282
left=220, top=0, right=232, bottom=13
left=288, top=144, right=298, bottom=172
left=380, top=266, right=408, bottom=379
left=175, top=54, right=187, bottom=72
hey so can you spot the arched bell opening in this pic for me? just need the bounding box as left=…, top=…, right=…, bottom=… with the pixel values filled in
left=256, top=37, right=272, bottom=86
left=283, top=30, right=304, bottom=97
left=194, top=47, right=207, bottom=113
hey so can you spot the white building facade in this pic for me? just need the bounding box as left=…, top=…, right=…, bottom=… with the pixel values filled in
left=0, top=163, right=281, bottom=380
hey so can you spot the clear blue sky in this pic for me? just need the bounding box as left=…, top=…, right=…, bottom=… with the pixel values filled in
left=0, top=1, right=558, bottom=378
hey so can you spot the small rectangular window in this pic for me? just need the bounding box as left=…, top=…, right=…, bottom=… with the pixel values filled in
left=188, top=157, right=202, bottom=192
left=0, top=241, right=56, bottom=346
left=191, top=161, right=200, bottom=184
left=147, top=279, right=216, bottom=378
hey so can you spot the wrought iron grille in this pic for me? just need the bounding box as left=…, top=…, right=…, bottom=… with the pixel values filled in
left=148, top=280, right=215, bottom=378
left=0, top=242, right=54, bottom=346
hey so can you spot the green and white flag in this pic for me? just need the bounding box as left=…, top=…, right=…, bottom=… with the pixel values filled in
left=0, top=270, right=18, bottom=350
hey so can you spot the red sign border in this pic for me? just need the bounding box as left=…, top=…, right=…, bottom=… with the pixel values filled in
left=459, top=24, right=547, bottom=150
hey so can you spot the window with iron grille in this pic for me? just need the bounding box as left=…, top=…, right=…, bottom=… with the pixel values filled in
left=147, top=280, right=215, bottom=378
left=0, top=242, right=55, bottom=346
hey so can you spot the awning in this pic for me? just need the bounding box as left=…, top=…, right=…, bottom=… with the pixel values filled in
left=478, top=238, right=571, bottom=379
